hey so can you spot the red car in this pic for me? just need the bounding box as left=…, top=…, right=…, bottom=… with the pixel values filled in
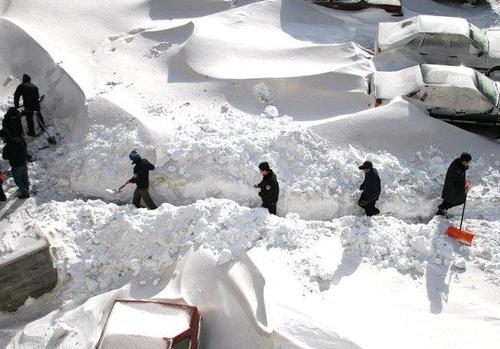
left=97, top=300, right=201, bottom=349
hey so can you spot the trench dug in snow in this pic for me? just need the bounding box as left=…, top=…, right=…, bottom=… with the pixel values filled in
left=1, top=0, right=500, bottom=349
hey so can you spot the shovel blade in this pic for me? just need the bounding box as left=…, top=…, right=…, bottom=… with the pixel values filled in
left=446, top=225, right=475, bottom=246
left=105, top=188, right=117, bottom=194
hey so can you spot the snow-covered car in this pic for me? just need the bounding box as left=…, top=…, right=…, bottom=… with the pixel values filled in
left=372, top=64, right=500, bottom=126
left=312, top=0, right=402, bottom=14
left=375, top=15, right=500, bottom=75
left=97, top=300, right=201, bottom=349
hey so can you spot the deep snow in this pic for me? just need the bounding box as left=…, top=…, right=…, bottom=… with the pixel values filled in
left=1, top=0, right=500, bottom=348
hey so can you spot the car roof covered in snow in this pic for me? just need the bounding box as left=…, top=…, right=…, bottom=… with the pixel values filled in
left=377, top=15, right=470, bottom=51
left=374, top=64, right=480, bottom=100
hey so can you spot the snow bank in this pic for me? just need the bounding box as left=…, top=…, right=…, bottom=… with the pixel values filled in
left=183, top=0, right=374, bottom=79
left=221, top=72, right=374, bottom=120
left=0, top=18, right=87, bottom=139
left=4, top=197, right=500, bottom=348
left=38, top=98, right=499, bottom=223
left=310, top=98, right=499, bottom=156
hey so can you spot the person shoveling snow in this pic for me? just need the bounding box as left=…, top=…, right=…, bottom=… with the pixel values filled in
left=358, top=161, right=381, bottom=216
left=129, top=150, right=157, bottom=210
left=436, top=152, right=472, bottom=217
left=14, top=74, right=47, bottom=138
left=254, top=161, right=279, bottom=215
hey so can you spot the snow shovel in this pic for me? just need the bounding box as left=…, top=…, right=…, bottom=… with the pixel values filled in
left=17, top=95, right=56, bottom=145
left=105, top=178, right=132, bottom=194
left=446, top=181, right=474, bottom=246
left=34, top=95, right=57, bottom=145
left=35, top=111, right=57, bottom=145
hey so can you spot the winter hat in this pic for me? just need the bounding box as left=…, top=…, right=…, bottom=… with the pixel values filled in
left=358, top=161, right=373, bottom=170
left=7, top=107, right=18, bottom=118
left=129, top=150, right=141, bottom=162
left=22, top=74, right=31, bottom=83
left=258, top=162, right=270, bottom=171
left=460, top=152, right=472, bottom=162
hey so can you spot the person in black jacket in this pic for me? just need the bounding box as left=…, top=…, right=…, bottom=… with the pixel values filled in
left=358, top=161, right=381, bottom=216
left=1, top=130, right=30, bottom=198
left=2, top=107, right=24, bottom=138
left=2, top=107, right=34, bottom=162
left=14, top=74, right=46, bottom=137
left=254, top=162, right=279, bottom=215
left=129, top=150, right=157, bottom=209
left=436, top=152, right=471, bottom=216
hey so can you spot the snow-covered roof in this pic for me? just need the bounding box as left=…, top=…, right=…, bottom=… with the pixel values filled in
left=420, top=64, right=478, bottom=90
left=99, top=301, right=192, bottom=349
left=417, top=16, right=469, bottom=36
left=377, top=15, right=470, bottom=51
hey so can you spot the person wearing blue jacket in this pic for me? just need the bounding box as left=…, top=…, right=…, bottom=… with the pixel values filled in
left=358, top=161, right=381, bottom=216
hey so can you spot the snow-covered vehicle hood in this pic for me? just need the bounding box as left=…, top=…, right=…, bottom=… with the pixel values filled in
left=485, top=29, right=500, bottom=58
left=377, top=15, right=469, bottom=52
left=373, top=65, right=425, bottom=100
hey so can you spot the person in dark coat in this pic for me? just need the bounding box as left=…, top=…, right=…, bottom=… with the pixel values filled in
left=436, top=152, right=471, bottom=216
left=14, top=74, right=46, bottom=137
left=2, top=107, right=24, bottom=138
left=0, top=130, right=30, bottom=198
left=129, top=150, right=157, bottom=209
left=358, top=161, right=381, bottom=216
left=2, top=107, right=34, bottom=162
left=254, top=162, right=279, bottom=215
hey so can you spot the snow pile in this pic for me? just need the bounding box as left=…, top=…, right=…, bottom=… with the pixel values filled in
left=184, top=0, right=374, bottom=79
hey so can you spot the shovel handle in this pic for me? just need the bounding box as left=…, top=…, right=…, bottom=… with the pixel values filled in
left=118, top=178, right=134, bottom=191
left=459, top=193, right=467, bottom=231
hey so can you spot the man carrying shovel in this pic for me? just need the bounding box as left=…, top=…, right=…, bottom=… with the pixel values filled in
left=436, top=152, right=472, bottom=216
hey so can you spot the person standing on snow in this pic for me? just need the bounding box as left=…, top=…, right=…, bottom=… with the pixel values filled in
left=2, top=107, right=33, bottom=162
left=436, top=152, right=472, bottom=216
left=253, top=162, right=279, bottom=215
left=2, top=107, right=25, bottom=138
left=14, top=74, right=46, bottom=137
left=358, top=161, right=381, bottom=216
left=129, top=150, right=157, bottom=210
left=0, top=130, right=30, bottom=199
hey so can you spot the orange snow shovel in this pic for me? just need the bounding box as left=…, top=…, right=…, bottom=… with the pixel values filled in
left=446, top=180, right=474, bottom=246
